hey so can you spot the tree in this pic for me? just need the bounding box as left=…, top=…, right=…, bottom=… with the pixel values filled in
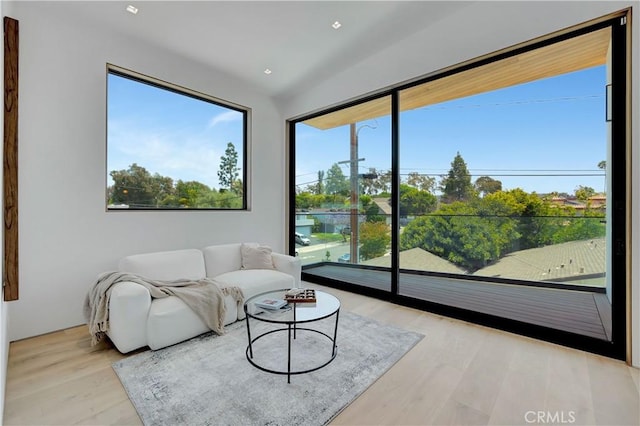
left=216, top=189, right=243, bottom=208
left=598, top=160, right=606, bottom=194
left=550, top=209, right=605, bottom=243
left=325, top=163, right=349, bottom=195
left=108, top=163, right=246, bottom=209
left=175, top=180, right=211, bottom=207
left=475, top=176, right=502, bottom=197
left=316, top=170, right=325, bottom=195
left=399, top=184, right=437, bottom=217
left=575, top=185, right=596, bottom=202
left=406, top=172, right=436, bottom=193
left=359, top=222, right=390, bottom=260
left=296, top=192, right=313, bottom=210
left=218, top=142, right=239, bottom=192
left=360, top=168, right=379, bottom=195
left=376, top=170, right=393, bottom=194
left=399, top=185, right=606, bottom=271
left=231, top=178, right=244, bottom=198
left=440, top=152, right=475, bottom=203
left=399, top=199, right=518, bottom=271
left=361, top=195, right=387, bottom=223
left=109, top=163, right=174, bottom=207
left=483, top=188, right=550, bottom=250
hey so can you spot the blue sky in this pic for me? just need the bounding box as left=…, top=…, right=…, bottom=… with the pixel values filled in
left=296, top=65, right=607, bottom=195
left=107, top=73, right=244, bottom=190
left=108, top=65, right=606, bottom=196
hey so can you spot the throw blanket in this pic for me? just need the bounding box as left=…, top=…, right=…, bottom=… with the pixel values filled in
left=83, top=271, right=244, bottom=346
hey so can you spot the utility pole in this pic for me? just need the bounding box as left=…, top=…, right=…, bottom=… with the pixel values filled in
left=350, top=123, right=359, bottom=264
left=340, top=122, right=376, bottom=264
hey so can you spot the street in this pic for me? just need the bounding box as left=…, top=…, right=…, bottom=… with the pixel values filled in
left=296, top=241, right=351, bottom=265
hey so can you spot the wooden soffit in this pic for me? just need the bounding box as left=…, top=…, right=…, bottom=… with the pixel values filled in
left=303, top=27, right=610, bottom=130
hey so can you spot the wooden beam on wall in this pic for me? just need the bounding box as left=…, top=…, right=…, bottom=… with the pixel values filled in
left=4, top=17, right=19, bottom=301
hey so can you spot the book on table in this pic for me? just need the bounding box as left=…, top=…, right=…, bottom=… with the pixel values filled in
left=254, top=298, right=288, bottom=310
left=285, top=288, right=316, bottom=303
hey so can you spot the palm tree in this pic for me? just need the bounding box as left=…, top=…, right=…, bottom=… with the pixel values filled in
left=598, top=160, right=606, bottom=194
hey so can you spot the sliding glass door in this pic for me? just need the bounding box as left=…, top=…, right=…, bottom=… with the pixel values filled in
left=290, top=15, right=627, bottom=359
left=293, top=97, right=393, bottom=292
left=397, top=26, right=614, bottom=341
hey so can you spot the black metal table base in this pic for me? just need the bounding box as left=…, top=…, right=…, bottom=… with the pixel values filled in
left=245, top=310, right=339, bottom=383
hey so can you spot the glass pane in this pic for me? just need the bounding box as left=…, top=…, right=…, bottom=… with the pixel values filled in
left=107, top=70, right=247, bottom=210
left=398, top=27, right=610, bottom=340
left=294, top=96, right=392, bottom=292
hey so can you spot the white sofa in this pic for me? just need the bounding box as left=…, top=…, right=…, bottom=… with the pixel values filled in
left=107, top=243, right=301, bottom=353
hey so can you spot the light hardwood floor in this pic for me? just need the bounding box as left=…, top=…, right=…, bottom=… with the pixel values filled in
left=4, top=284, right=640, bottom=425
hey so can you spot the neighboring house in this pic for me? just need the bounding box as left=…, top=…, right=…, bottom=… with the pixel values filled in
left=473, top=238, right=606, bottom=285
left=362, top=240, right=605, bottom=286
left=370, top=198, right=393, bottom=226
left=362, top=247, right=466, bottom=274
left=550, top=196, right=584, bottom=208
left=294, top=214, right=314, bottom=237
left=307, top=210, right=352, bottom=234
left=588, top=195, right=607, bottom=208
left=549, top=195, right=606, bottom=213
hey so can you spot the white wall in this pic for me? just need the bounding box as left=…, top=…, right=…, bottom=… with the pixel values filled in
left=4, top=1, right=285, bottom=341
left=281, top=1, right=639, bottom=366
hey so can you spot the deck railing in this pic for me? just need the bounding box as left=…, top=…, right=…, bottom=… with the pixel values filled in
left=295, top=212, right=606, bottom=288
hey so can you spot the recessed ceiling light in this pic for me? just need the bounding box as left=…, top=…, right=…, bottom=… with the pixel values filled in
left=332, top=21, right=342, bottom=30
left=126, top=5, right=139, bottom=15
left=264, top=68, right=272, bottom=75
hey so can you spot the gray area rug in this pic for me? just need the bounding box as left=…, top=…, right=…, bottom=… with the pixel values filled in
left=113, top=310, right=423, bottom=426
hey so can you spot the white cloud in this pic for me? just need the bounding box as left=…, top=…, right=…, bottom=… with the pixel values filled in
left=107, top=120, right=240, bottom=189
left=208, top=110, right=242, bottom=128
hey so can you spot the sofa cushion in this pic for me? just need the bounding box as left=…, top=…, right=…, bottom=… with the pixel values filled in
left=146, top=293, right=239, bottom=350
left=203, top=242, right=258, bottom=277
left=241, top=244, right=275, bottom=270
left=107, top=281, right=152, bottom=353
left=215, top=269, right=294, bottom=300
left=215, top=269, right=295, bottom=320
left=146, top=296, right=209, bottom=350
left=119, top=249, right=206, bottom=281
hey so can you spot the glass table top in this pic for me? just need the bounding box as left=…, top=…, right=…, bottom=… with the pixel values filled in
left=244, top=288, right=340, bottom=323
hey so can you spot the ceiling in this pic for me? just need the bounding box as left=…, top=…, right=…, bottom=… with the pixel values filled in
left=304, top=26, right=611, bottom=129
left=37, top=1, right=473, bottom=99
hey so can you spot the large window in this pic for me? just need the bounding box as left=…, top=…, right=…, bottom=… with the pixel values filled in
left=291, top=15, right=628, bottom=360
left=106, top=66, right=248, bottom=210
left=294, top=97, right=393, bottom=291
left=398, top=28, right=611, bottom=289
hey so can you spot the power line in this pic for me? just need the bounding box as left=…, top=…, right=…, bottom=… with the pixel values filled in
left=296, top=173, right=604, bottom=184
left=397, top=168, right=604, bottom=172
left=402, top=173, right=604, bottom=177
left=421, top=94, right=603, bottom=110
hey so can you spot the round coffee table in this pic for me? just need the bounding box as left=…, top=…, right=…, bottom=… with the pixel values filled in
left=243, top=289, right=340, bottom=383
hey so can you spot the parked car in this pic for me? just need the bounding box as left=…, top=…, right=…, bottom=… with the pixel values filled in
left=295, top=232, right=310, bottom=246
left=337, top=253, right=350, bottom=263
